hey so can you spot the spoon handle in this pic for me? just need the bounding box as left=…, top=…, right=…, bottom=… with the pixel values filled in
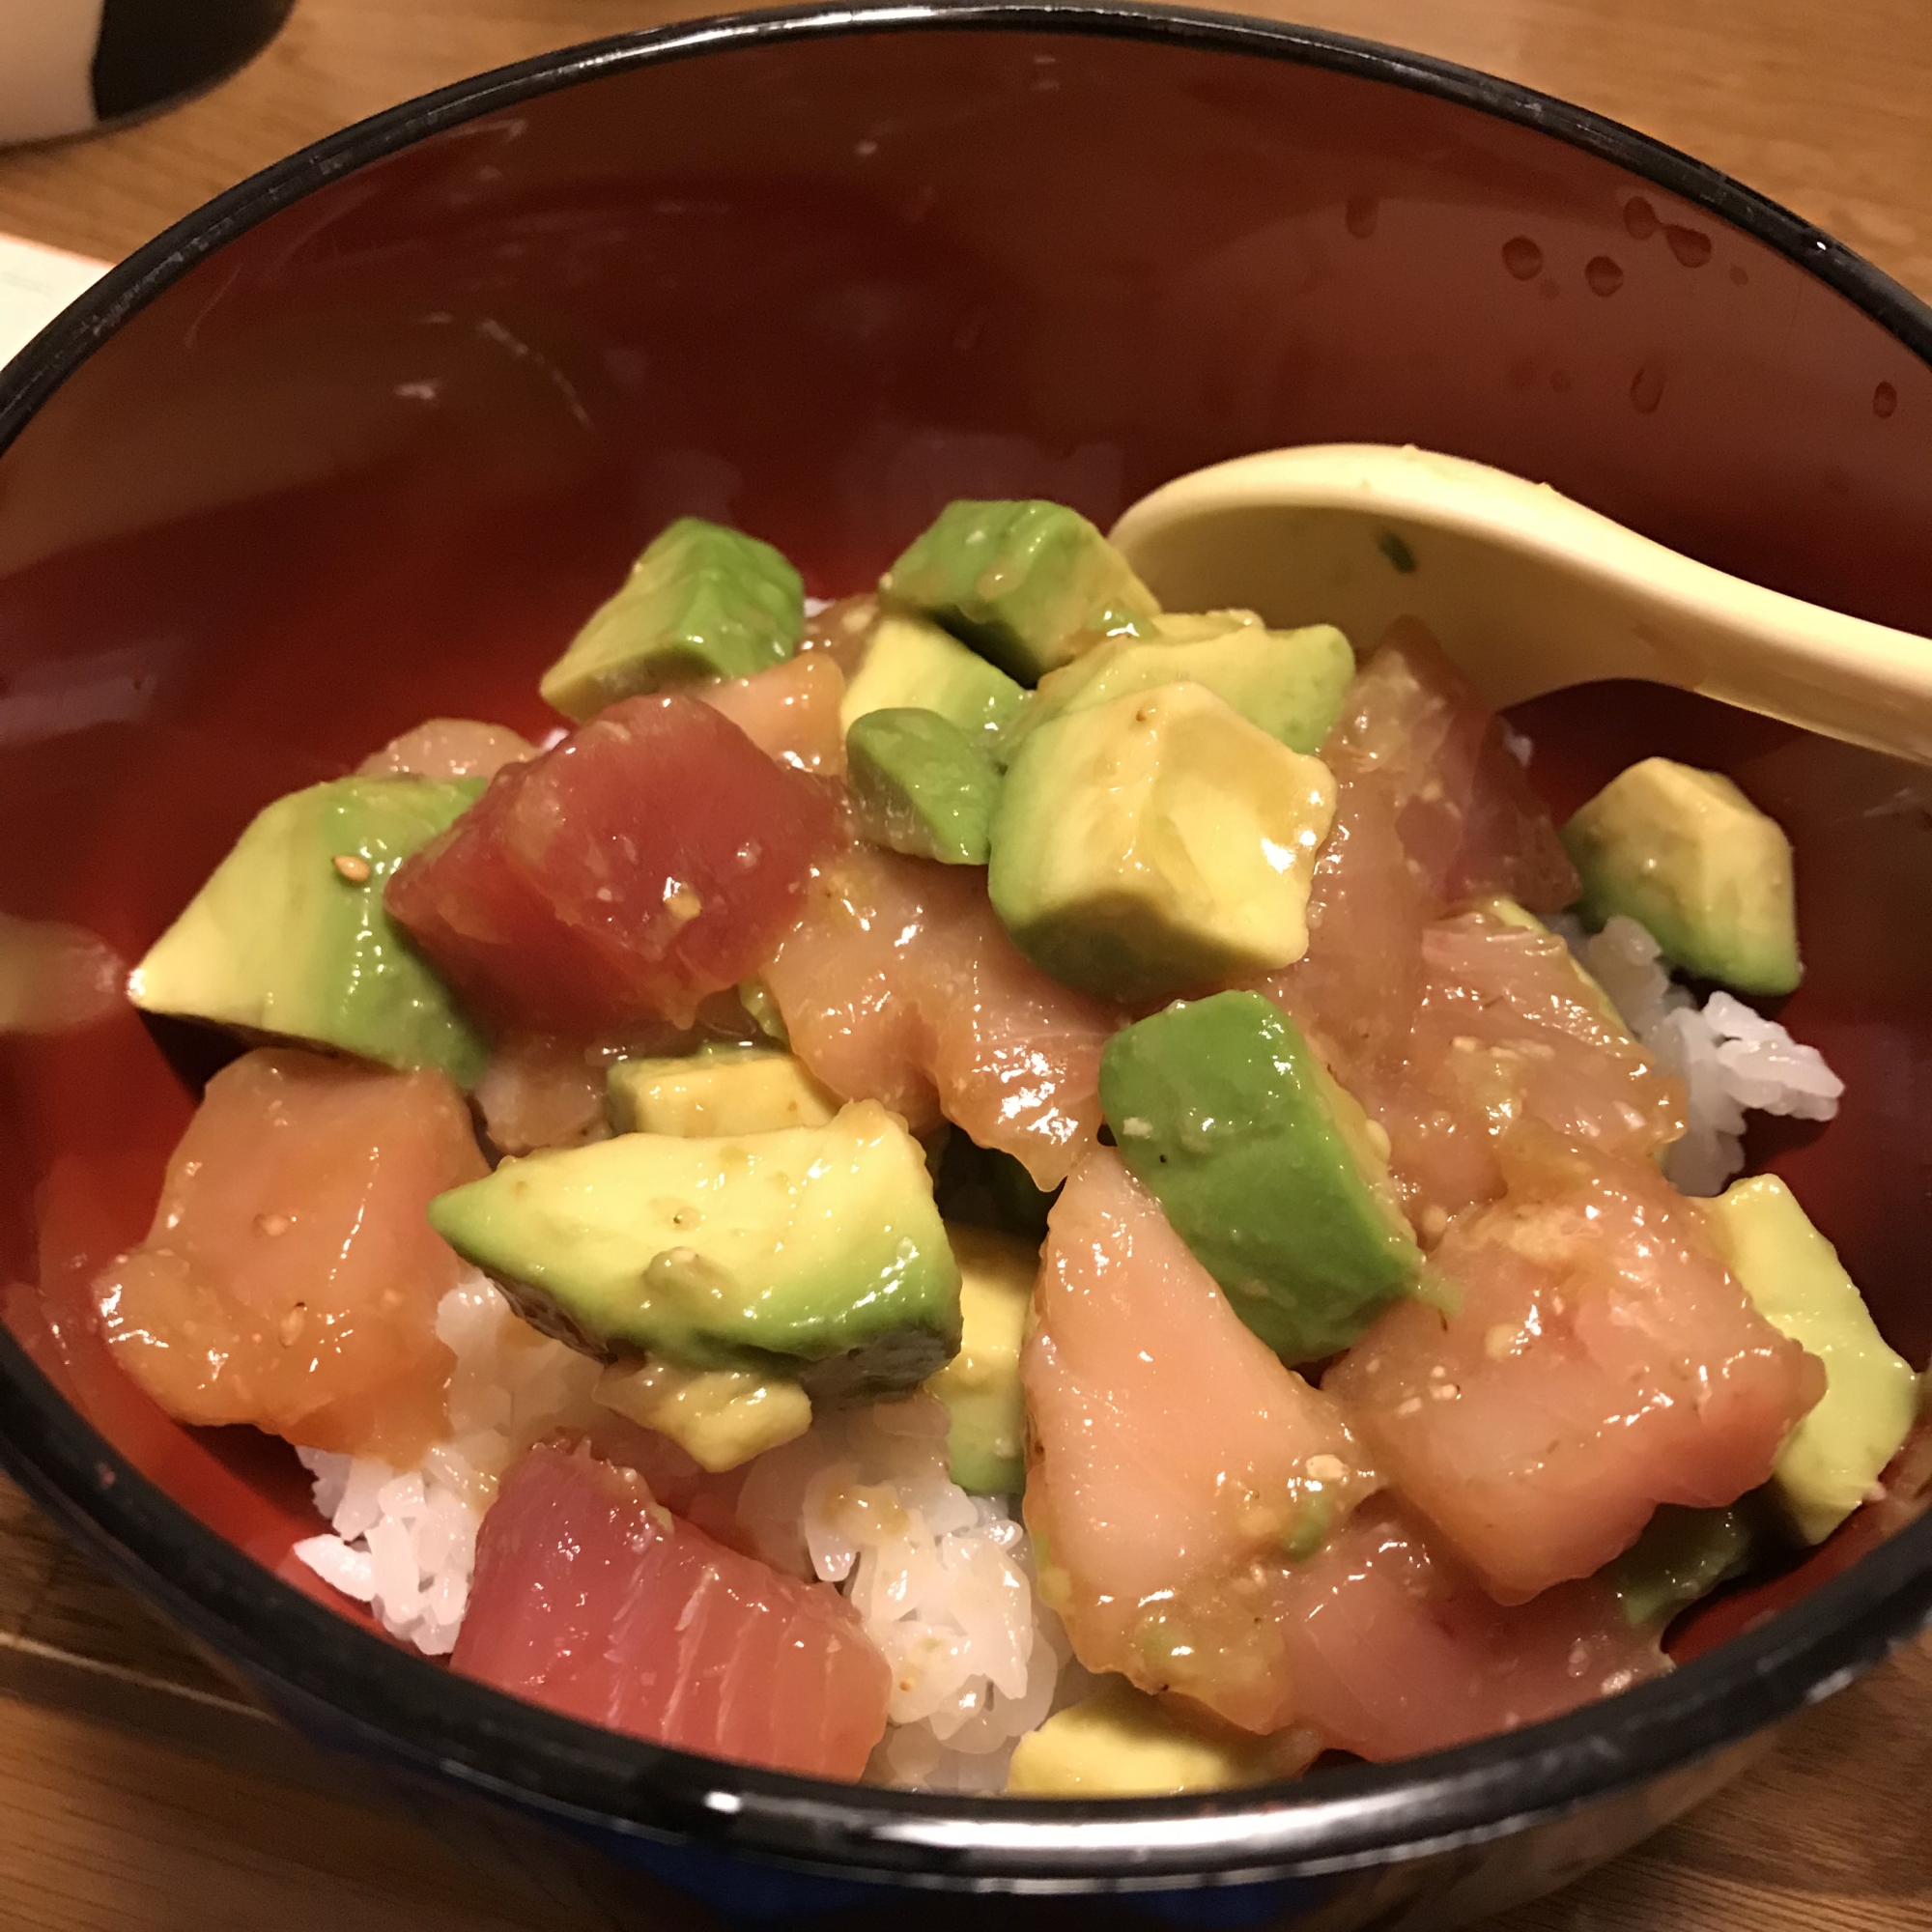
left=1111, top=446, right=1932, bottom=767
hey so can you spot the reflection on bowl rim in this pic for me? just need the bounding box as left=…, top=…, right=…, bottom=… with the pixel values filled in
left=0, top=0, right=1928, bottom=1892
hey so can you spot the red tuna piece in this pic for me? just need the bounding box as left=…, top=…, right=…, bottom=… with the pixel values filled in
left=454, top=1443, right=890, bottom=1779
left=387, top=694, right=838, bottom=1033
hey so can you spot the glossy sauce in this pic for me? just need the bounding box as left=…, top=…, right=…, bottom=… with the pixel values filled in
left=93, top=1047, right=485, bottom=1463
left=761, top=842, right=1122, bottom=1188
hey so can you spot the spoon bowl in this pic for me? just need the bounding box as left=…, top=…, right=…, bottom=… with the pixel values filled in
left=1110, top=443, right=1932, bottom=764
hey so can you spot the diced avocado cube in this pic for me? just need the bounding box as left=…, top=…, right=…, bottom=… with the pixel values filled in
left=1008, top=611, right=1353, bottom=760
left=881, top=499, right=1159, bottom=685
left=933, top=1133, right=1059, bottom=1243
left=430, top=1100, right=960, bottom=1397
left=988, top=683, right=1337, bottom=1002
left=1100, top=991, right=1421, bottom=1363
left=606, top=1048, right=838, bottom=1136
left=923, top=1223, right=1036, bottom=1494
left=847, top=709, right=1000, bottom=866
left=1704, top=1175, right=1917, bottom=1543
left=839, top=611, right=1028, bottom=750
left=539, top=518, right=804, bottom=721
left=128, top=776, right=487, bottom=1088
left=593, top=1358, right=811, bottom=1472
left=1606, top=1504, right=1758, bottom=1628
left=1562, top=757, right=1801, bottom=995
left=1005, top=1679, right=1279, bottom=1797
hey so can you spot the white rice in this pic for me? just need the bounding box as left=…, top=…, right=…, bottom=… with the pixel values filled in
left=293, top=1273, right=602, bottom=1654
left=782, top=1393, right=1078, bottom=1792
left=293, top=1287, right=1065, bottom=1787
left=1552, top=912, right=1843, bottom=1196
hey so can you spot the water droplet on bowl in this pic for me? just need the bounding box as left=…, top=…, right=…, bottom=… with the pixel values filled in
left=1630, top=364, right=1666, bottom=414
left=1874, top=381, right=1898, bottom=418
left=1664, top=225, right=1713, bottom=268
left=1345, top=195, right=1378, bottom=240
left=1623, top=197, right=1659, bottom=241
left=1501, top=236, right=1544, bottom=280
left=1585, top=255, right=1624, bottom=297
left=1729, top=265, right=1749, bottom=287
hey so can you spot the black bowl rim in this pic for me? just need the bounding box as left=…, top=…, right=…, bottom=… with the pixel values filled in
left=1, top=0, right=1929, bottom=1893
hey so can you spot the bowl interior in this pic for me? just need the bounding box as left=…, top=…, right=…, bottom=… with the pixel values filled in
left=0, top=0, right=1926, bottom=1811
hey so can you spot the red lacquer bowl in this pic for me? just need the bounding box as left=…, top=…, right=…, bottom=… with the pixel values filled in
left=0, top=8, right=1927, bottom=1925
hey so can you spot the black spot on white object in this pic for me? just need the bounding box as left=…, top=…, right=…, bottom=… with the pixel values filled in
left=0, top=0, right=292, bottom=146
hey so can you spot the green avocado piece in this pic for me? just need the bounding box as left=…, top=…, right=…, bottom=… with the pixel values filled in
left=1006, top=1678, right=1280, bottom=1797
left=128, top=776, right=487, bottom=1088
left=593, top=1357, right=812, bottom=1473
left=880, top=499, right=1159, bottom=685
left=923, top=1222, right=1036, bottom=1494
left=429, top=1098, right=961, bottom=1399
left=847, top=708, right=1000, bottom=866
left=839, top=611, right=1029, bottom=750
left=1561, top=757, right=1801, bottom=995
left=539, top=517, right=804, bottom=721
left=1704, top=1174, right=1918, bottom=1544
left=606, top=1049, right=838, bottom=1137
left=988, top=683, right=1337, bottom=1002
left=1006, top=611, right=1353, bottom=760
left=1606, top=1504, right=1758, bottom=1629
left=1099, top=991, right=1421, bottom=1362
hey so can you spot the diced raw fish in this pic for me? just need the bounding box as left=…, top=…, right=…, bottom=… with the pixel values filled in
left=387, top=694, right=839, bottom=1034
left=471, top=1020, right=729, bottom=1157
left=1326, top=1139, right=1825, bottom=1602
left=1271, top=1502, right=1666, bottom=1760
left=94, top=1048, right=486, bottom=1463
left=356, top=718, right=536, bottom=781
left=1333, top=620, right=1578, bottom=912
left=472, top=1033, right=611, bottom=1156
left=1022, top=1150, right=1378, bottom=1732
left=1373, top=907, right=1686, bottom=1231
left=1255, top=756, right=1435, bottom=1083
left=453, top=1443, right=890, bottom=1778
left=699, top=654, right=847, bottom=778
left=761, top=844, right=1122, bottom=1187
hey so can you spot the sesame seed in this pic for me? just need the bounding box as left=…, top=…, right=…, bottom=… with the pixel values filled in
left=332, top=854, right=373, bottom=883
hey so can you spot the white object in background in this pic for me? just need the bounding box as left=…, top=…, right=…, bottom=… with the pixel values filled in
left=0, top=3, right=106, bottom=146
left=0, top=231, right=106, bottom=369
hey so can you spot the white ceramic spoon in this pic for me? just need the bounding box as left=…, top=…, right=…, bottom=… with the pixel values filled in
left=1108, top=443, right=1932, bottom=765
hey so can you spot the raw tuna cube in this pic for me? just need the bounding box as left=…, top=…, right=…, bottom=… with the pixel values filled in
left=94, top=1047, right=485, bottom=1463
left=1326, top=1141, right=1825, bottom=1602
left=453, top=1443, right=890, bottom=1779
left=387, top=694, right=838, bottom=1034
left=1271, top=1502, right=1665, bottom=1760
left=761, top=844, right=1122, bottom=1188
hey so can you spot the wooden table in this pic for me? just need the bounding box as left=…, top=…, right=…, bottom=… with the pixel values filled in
left=2, top=3, right=1929, bottom=1927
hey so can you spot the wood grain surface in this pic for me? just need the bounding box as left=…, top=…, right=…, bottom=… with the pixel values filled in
left=2, top=2, right=1930, bottom=1928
